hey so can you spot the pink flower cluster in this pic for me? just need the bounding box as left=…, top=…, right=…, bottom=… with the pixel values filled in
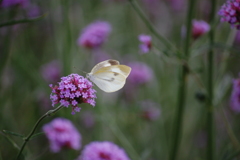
left=218, top=0, right=240, bottom=29
left=42, top=118, right=81, bottom=152
left=49, top=73, right=97, bottom=114
left=77, top=21, right=112, bottom=49
left=138, top=34, right=152, bottom=53
left=230, top=75, right=240, bottom=112
left=77, top=141, right=130, bottom=160
left=192, top=20, right=210, bottom=39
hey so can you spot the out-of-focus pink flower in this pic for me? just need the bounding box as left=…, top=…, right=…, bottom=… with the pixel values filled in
left=1, top=67, right=14, bottom=89
left=168, top=0, right=186, bottom=11
left=42, top=118, right=81, bottom=152
left=77, top=21, right=112, bottom=49
left=142, top=0, right=161, bottom=19
left=234, top=31, right=240, bottom=43
left=92, top=50, right=111, bottom=64
left=230, top=75, right=240, bottom=112
left=49, top=73, right=97, bottom=114
left=80, top=111, right=95, bottom=128
left=77, top=141, right=130, bottom=160
left=140, top=100, right=161, bottom=121
left=40, top=60, right=62, bottom=83
left=218, top=0, right=240, bottom=29
left=128, top=61, right=153, bottom=85
left=192, top=20, right=210, bottom=39
left=193, top=130, right=207, bottom=148
left=138, top=34, right=152, bottom=54
left=36, top=90, right=51, bottom=110
left=0, top=0, right=29, bottom=8
left=26, top=4, right=40, bottom=17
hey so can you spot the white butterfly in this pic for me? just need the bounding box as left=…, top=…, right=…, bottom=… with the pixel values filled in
left=86, top=59, right=131, bottom=93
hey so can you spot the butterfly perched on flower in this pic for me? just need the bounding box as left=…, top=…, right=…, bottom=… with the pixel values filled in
left=87, top=59, right=131, bottom=92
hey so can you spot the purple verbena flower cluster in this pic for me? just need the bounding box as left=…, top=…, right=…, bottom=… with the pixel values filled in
left=49, top=73, right=97, bottom=114
left=230, top=75, right=240, bottom=112
left=138, top=34, right=152, bottom=54
left=218, top=0, right=240, bottom=29
left=77, top=141, right=130, bottom=160
left=42, top=118, right=81, bottom=152
left=77, top=21, right=112, bottom=49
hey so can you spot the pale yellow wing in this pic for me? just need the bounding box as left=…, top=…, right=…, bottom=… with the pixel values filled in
left=90, top=59, right=120, bottom=74
left=94, top=65, right=131, bottom=78
left=89, top=71, right=127, bottom=92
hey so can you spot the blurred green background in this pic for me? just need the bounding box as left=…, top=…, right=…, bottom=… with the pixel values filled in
left=1, top=0, right=240, bottom=159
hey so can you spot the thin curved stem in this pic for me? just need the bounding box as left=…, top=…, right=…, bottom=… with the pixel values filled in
left=0, top=14, right=47, bottom=28
left=128, top=0, right=177, bottom=54
left=16, top=105, right=63, bottom=160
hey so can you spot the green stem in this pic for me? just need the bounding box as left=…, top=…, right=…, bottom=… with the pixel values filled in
left=61, top=0, right=72, bottom=75
left=128, top=0, right=176, bottom=53
left=206, top=0, right=216, bottom=159
left=0, top=14, right=47, bottom=28
left=16, top=105, right=64, bottom=160
left=169, top=0, right=195, bottom=160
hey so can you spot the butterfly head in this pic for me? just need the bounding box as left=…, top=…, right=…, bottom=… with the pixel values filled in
left=86, top=73, right=91, bottom=79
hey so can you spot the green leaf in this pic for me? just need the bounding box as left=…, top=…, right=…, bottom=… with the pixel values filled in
left=191, top=42, right=239, bottom=58
left=2, top=130, right=24, bottom=138
left=1, top=132, right=20, bottom=150
left=225, top=149, right=240, bottom=160
left=30, top=132, right=44, bottom=140
left=214, top=75, right=232, bottom=106
left=1, top=131, right=25, bottom=159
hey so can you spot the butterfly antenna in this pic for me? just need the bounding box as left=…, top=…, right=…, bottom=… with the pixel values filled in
left=73, top=66, right=87, bottom=74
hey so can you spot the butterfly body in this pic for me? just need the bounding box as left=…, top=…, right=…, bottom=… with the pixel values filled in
left=87, top=59, right=131, bottom=92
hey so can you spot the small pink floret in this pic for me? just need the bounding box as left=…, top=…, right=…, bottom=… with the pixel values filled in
left=192, top=20, right=210, bottom=39
left=138, top=34, right=152, bottom=53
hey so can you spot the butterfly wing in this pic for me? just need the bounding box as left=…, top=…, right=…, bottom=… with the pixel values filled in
left=89, top=65, right=131, bottom=92
left=90, top=59, right=120, bottom=74
left=94, top=65, right=131, bottom=78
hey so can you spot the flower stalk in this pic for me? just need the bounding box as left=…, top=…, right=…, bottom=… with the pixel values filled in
left=169, top=0, right=195, bottom=159
left=206, top=0, right=217, bottom=159
left=61, top=0, right=72, bottom=75
left=16, top=105, right=64, bottom=160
